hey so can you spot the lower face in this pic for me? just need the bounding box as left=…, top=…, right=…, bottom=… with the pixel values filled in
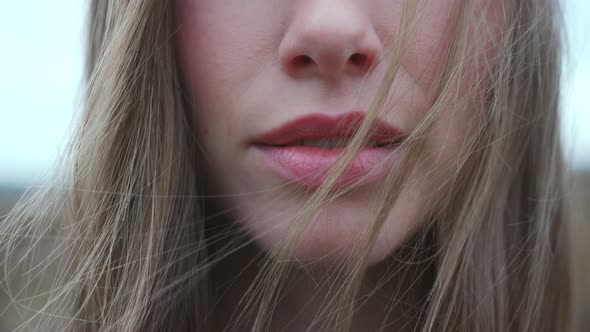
left=174, top=0, right=502, bottom=265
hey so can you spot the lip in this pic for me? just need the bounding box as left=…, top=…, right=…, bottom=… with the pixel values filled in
left=251, top=112, right=405, bottom=189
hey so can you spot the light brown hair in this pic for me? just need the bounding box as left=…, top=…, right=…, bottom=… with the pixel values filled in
left=1, top=0, right=574, bottom=331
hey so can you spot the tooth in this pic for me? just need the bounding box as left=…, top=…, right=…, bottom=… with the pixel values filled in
left=299, top=138, right=366, bottom=148
left=328, top=138, right=335, bottom=148
left=301, top=139, right=317, bottom=147
left=326, top=138, right=336, bottom=148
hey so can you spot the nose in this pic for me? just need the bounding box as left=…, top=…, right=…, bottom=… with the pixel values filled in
left=279, top=1, right=383, bottom=80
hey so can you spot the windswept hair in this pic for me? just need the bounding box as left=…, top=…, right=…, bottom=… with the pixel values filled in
left=0, top=0, right=576, bottom=331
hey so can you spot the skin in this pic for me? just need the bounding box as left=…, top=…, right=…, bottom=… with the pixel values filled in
left=174, top=0, right=503, bottom=329
left=174, top=0, right=502, bottom=265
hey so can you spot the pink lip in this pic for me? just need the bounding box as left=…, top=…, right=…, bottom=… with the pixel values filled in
left=251, top=112, right=405, bottom=189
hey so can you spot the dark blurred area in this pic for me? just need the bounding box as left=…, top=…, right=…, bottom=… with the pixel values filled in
left=571, top=170, right=590, bottom=329
left=0, top=187, right=24, bottom=218
left=574, top=171, right=590, bottom=219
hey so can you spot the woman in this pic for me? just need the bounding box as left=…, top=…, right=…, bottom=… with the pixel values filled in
left=1, top=0, right=574, bottom=331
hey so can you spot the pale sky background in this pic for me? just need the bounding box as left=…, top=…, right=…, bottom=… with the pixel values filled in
left=0, top=1, right=588, bottom=187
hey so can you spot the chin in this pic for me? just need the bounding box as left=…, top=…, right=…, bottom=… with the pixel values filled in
left=291, top=231, right=396, bottom=267
left=245, top=195, right=424, bottom=267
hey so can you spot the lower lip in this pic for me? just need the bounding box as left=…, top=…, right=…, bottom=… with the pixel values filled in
left=255, top=145, right=398, bottom=189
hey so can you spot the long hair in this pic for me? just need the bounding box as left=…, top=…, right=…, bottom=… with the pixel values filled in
left=0, top=0, right=573, bottom=331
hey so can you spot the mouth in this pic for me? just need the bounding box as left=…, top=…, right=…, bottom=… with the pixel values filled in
left=251, top=112, right=405, bottom=189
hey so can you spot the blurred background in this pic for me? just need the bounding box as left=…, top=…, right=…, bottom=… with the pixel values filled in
left=0, top=0, right=588, bottom=208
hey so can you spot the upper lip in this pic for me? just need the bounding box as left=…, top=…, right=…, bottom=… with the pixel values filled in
left=251, top=112, right=405, bottom=146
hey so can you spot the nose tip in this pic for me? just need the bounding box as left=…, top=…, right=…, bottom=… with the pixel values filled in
left=279, top=3, right=382, bottom=80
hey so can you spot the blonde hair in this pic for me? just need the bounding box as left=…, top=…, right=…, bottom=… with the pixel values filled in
left=0, top=0, right=575, bottom=331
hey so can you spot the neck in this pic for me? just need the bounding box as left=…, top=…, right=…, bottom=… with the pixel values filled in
left=209, top=241, right=430, bottom=331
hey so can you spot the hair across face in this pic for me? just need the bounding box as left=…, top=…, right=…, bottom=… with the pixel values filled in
left=0, top=0, right=574, bottom=331
left=174, top=0, right=503, bottom=264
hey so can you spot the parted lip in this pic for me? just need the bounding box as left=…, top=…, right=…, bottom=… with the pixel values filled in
left=251, top=112, right=405, bottom=146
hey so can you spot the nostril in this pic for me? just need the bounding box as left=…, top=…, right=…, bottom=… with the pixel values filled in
left=292, top=55, right=314, bottom=67
left=348, top=53, right=372, bottom=70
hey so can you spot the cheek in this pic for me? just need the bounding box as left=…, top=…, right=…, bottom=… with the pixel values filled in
left=400, top=0, right=503, bottom=95
left=400, top=1, right=456, bottom=93
left=174, top=2, right=284, bottom=159
left=419, top=0, right=503, bottom=143
left=174, top=0, right=283, bottom=102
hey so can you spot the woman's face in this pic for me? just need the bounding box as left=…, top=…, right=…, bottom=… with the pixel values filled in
left=175, top=0, right=502, bottom=264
